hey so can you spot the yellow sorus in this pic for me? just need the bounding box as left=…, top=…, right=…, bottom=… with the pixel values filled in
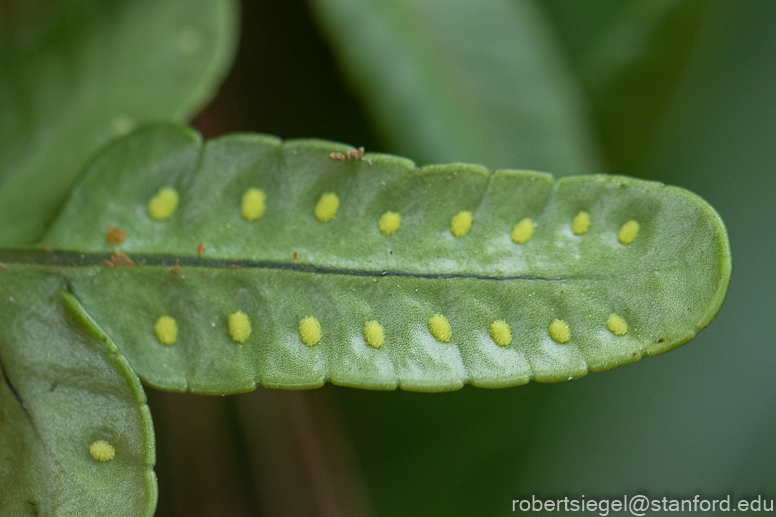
left=450, top=211, right=473, bottom=237
left=299, top=316, right=322, bottom=346
left=379, top=211, right=402, bottom=235
left=488, top=320, right=512, bottom=347
left=572, top=211, right=590, bottom=235
left=363, top=320, right=386, bottom=349
left=148, top=187, right=179, bottom=220
left=89, top=440, right=115, bottom=462
left=428, top=314, right=452, bottom=343
left=511, top=218, right=534, bottom=244
left=607, top=314, right=628, bottom=336
left=618, top=220, right=640, bottom=244
left=228, top=311, right=252, bottom=343
left=315, top=192, right=339, bottom=223
left=549, top=319, right=570, bottom=344
left=154, top=316, right=178, bottom=345
left=241, top=188, right=266, bottom=221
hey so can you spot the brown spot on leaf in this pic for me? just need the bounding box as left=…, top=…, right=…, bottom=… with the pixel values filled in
left=103, top=260, right=115, bottom=267
left=110, top=251, right=136, bottom=266
left=292, top=252, right=298, bottom=260
left=197, top=242, right=205, bottom=256
left=227, top=264, right=245, bottom=269
left=0, top=262, right=6, bottom=269
left=171, top=259, right=181, bottom=275
left=106, top=225, right=127, bottom=244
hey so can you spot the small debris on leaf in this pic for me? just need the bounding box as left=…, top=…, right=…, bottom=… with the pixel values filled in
left=110, top=251, right=136, bottom=266
left=105, top=225, right=127, bottom=244
left=329, top=146, right=365, bottom=162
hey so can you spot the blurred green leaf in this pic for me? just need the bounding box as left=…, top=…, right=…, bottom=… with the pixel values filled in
left=0, top=274, right=156, bottom=516
left=309, top=0, right=602, bottom=173
left=538, top=0, right=711, bottom=175
left=0, top=124, right=729, bottom=394
left=0, top=0, right=239, bottom=246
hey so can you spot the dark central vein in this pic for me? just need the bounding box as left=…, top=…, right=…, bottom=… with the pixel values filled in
left=0, top=249, right=566, bottom=281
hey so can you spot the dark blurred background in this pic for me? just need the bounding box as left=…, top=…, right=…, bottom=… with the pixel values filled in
left=144, top=1, right=776, bottom=515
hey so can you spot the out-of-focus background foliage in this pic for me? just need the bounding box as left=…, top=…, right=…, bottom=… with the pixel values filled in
left=4, top=0, right=774, bottom=515
left=0, top=0, right=237, bottom=246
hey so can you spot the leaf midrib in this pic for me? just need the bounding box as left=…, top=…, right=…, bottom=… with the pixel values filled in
left=0, top=249, right=567, bottom=281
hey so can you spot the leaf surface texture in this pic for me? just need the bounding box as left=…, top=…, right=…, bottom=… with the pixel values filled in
left=0, top=125, right=731, bottom=393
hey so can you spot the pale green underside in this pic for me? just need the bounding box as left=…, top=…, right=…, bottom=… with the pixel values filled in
left=0, top=124, right=731, bottom=394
